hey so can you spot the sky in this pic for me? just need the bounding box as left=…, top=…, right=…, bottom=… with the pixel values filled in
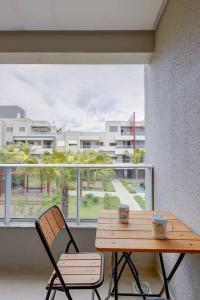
left=0, top=65, right=144, bottom=131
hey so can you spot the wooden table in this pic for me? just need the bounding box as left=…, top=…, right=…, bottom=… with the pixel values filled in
left=95, top=210, right=200, bottom=300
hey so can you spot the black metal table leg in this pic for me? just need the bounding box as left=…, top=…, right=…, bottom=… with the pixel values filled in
left=159, top=253, right=170, bottom=300
left=114, top=252, right=118, bottom=300
left=159, top=253, right=185, bottom=297
left=111, top=252, right=139, bottom=294
left=106, top=251, right=185, bottom=299
left=124, top=253, right=146, bottom=300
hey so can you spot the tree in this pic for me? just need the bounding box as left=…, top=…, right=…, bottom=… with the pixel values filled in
left=41, top=150, right=112, bottom=219
left=131, top=148, right=145, bottom=181
left=0, top=142, right=37, bottom=164
left=132, top=148, right=145, bottom=164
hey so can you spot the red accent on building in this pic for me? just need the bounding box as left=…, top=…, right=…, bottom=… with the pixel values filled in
left=128, top=112, right=136, bottom=152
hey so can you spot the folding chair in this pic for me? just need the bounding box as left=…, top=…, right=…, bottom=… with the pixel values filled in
left=35, top=205, right=104, bottom=300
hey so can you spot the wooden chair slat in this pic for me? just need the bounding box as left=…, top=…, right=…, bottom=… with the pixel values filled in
left=51, top=275, right=101, bottom=285
left=39, top=216, right=55, bottom=246
left=51, top=207, right=65, bottom=229
left=46, top=210, right=60, bottom=236
left=60, top=253, right=101, bottom=260
left=57, top=259, right=101, bottom=267
left=54, top=266, right=100, bottom=275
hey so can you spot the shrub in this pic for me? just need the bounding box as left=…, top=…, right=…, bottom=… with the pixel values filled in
left=82, top=197, right=90, bottom=207
left=92, top=196, right=99, bottom=204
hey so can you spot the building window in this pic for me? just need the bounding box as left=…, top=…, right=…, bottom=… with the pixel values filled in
left=19, top=127, right=25, bottom=132
left=6, top=141, right=13, bottom=145
left=82, top=141, right=91, bottom=148
left=96, top=141, right=104, bottom=146
left=6, top=127, right=13, bottom=132
left=122, top=155, right=131, bottom=163
left=109, top=142, right=117, bottom=146
left=121, top=127, right=131, bottom=135
left=118, top=141, right=132, bottom=148
left=43, top=141, right=52, bottom=148
left=135, top=140, right=145, bottom=148
left=135, top=127, right=145, bottom=135
left=109, top=126, right=118, bottom=132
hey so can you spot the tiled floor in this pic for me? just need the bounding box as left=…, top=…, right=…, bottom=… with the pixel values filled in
left=0, top=267, right=162, bottom=300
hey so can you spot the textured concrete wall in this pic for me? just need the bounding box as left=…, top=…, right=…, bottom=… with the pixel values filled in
left=145, top=1, right=200, bottom=299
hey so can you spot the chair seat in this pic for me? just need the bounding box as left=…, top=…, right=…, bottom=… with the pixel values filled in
left=48, top=252, right=103, bottom=287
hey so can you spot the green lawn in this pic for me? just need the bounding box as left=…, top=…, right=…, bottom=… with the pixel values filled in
left=102, top=181, right=115, bottom=192
left=134, top=195, right=145, bottom=210
left=41, top=194, right=120, bottom=219
left=11, top=194, right=120, bottom=219
left=70, top=195, right=120, bottom=219
left=120, top=180, right=136, bottom=193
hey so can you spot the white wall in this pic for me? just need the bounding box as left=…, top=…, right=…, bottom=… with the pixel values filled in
left=0, top=226, right=155, bottom=272
left=145, top=1, right=200, bottom=299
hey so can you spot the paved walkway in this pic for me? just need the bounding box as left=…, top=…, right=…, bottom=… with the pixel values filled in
left=69, top=190, right=116, bottom=197
left=111, top=179, right=142, bottom=210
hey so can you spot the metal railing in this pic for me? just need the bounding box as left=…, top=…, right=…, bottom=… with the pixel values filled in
left=0, top=163, right=153, bottom=225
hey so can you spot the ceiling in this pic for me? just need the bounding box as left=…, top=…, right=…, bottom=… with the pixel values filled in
left=0, top=0, right=167, bottom=31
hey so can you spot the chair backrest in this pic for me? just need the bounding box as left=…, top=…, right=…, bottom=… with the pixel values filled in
left=36, top=206, right=65, bottom=247
left=36, top=206, right=78, bottom=299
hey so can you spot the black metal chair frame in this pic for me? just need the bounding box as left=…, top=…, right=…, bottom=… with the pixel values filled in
left=35, top=205, right=104, bottom=300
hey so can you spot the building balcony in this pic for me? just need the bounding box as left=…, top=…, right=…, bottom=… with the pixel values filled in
left=115, top=148, right=133, bottom=155
left=79, top=136, right=100, bottom=141
left=14, top=135, right=55, bottom=141
left=115, top=136, right=133, bottom=141
left=31, top=131, right=55, bottom=135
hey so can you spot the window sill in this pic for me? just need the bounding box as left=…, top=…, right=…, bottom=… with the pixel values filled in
left=0, top=221, right=97, bottom=229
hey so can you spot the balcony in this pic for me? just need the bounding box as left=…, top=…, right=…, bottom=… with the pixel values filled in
left=0, top=0, right=200, bottom=299
left=14, top=136, right=55, bottom=141
left=31, top=131, right=55, bottom=135
left=0, top=163, right=158, bottom=300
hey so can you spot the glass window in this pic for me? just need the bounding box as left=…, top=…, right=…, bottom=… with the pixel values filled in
left=82, top=141, right=91, bottom=148
left=109, top=126, right=118, bottom=132
left=135, top=140, right=145, bottom=148
left=135, top=127, right=145, bottom=135
left=19, top=127, right=25, bottom=132
left=6, top=127, right=13, bottom=132
left=43, top=141, right=52, bottom=148
left=96, top=141, right=104, bottom=146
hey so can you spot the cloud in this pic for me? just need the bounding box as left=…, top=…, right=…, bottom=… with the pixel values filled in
left=0, top=65, right=144, bottom=131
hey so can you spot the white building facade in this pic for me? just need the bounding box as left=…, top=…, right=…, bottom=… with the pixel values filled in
left=0, top=106, right=145, bottom=162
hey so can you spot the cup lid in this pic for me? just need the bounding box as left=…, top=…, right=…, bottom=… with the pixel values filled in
left=118, top=204, right=129, bottom=209
left=152, top=215, right=167, bottom=222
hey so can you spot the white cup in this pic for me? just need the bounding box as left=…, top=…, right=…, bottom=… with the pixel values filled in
left=152, top=215, right=168, bottom=239
left=118, top=204, right=129, bottom=223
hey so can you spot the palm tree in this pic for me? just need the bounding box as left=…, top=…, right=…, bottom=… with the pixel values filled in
left=131, top=148, right=145, bottom=181
left=41, top=150, right=112, bottom=219
left=132, top=148, right=145, bottom=164
left=1, top=142, right=37, bottom=164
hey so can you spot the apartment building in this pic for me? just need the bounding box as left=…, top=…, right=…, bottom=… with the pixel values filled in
left=0, top=105, right=25, bottom=118
left=0, top=106, right=145, bottom=162
left=57, top=120, right=145, bottom=163
left=0, top=106, right=57, bottom=155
